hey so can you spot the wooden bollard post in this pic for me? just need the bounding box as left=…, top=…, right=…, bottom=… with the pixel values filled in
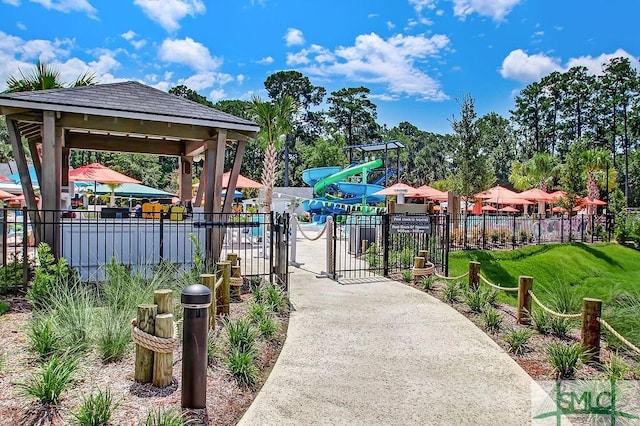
left=517, top=276, right=533, bottom=325
left=200, top=274, right=216, bottom=330
left=418, top=250, right=429, bottom=261
left=581, top=298, right=602, bottom=363
left=361, top=240, right=368, bottom=254
left=469, top=261, right=480, bottom=290
left=217, top=261, right=231, bottom=316
left=154, top=289, right=172, bottom=314
left=414, top=256, right=425, bottom=269
left=153, top=313, right=174, bottom=387
left=226, top=253, right=238, bottom=267
left=134, top=304, right=157, bottom=383
left=231, top=265, right=242, bottom=302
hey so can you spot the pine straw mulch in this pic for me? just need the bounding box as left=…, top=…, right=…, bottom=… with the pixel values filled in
left=0, top=289, right=289, bottom=426
left=391, top=273, right=640, bottom=382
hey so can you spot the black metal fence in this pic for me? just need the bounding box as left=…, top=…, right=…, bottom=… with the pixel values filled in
left=331, top=213, right=449, bottom=282
left=0, top=207, right=288, bottom=290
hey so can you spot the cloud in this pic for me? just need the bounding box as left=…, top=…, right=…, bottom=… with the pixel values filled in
left=288, top=32, right=450, bottom=101
left=453, top=0, right=522, bottom=21
left=209, top=89, right=226, bottom=101
left=121, top=30, right=147, bottom=50
left=16, top=22, right=27, bottom=30
left=257, top=56, right=274, bottom=65
left=121, top=30, right=136, bottom=41
left=134, top=0, right=205, bottom=32
left=130, top=39, right=147, bottom=49
left=500, top=49, right=561, bottom=82
left=159, top=37, right=222, bottom=71
left=284, top=28, right=304, bottom=47
left=386, top=21, right=396, bottom=30
left=500, top=48, right=639, bottom=83
left=2, top=0, right=21, bottom=6
left=408, top=0, right=437, bottom=13
left=178, top=71, right=233, bottom=91
left=29, top=0, right=97, bottom=18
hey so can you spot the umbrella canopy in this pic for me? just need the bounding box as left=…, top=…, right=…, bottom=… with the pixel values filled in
left=498, top=206, right=519, bottom=213
left=484, top=196, right=533, bottom=205
left=549, top=190, right=568, bottom=202
left=69, top=163, right=140, bottom=184
left=582, top=197, right=607, bottom=206
left=411, top=185, right=448, bottom=201
left=373, top=182, right=417, bottom=196
left=481, top=205, right=498, bottom=212
left=518, top=188, right=554, bottom=202
left=0, top=188, right=15, bottom=198
left=476, top=185, right=520, bottom=200
left=222, top=172, right=263, bottom=189
left=94, top=183, right=175, bottom=198
left=0, top=175, right=11, bottom=183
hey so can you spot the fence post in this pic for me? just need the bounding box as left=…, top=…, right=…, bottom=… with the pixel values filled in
left=517, top=276, right=533, bottom=325
left=1, top=206, right=6, bottom=268
left=591, top=214, right=595, bottom=243
left=537, top=217, right=541, bottom=244
left=512, top=214, right=516, bottom=250
left=444, top=214, right=450, bottom=276
left=319, top=215, right=334, bottom=279
left=289, top=213, right=301, bottom=267
left=581, top=214, right=585, bottom=242
left=382, top=214, right=390, bottom=277
left=560, top=215, right=564, bottom=243
left=482, top=213, right=486, bottom=250
left=468, top=261, right=480, bottom=290
left=158, top=212, right=164, bottom=261
left=219, top=261, right=231, bottom=315
left=581, top=298, right=602, bottom=363
left=269, top=211, right=274, bottom=284
left=22, top=206, right=28, bottom=289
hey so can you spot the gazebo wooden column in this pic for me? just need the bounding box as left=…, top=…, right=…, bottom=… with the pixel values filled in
left=204, top=129, right=227, bottom=264
left=178, top=156, right=193, bottom=203
left=41, top=111, right=62, bottom=255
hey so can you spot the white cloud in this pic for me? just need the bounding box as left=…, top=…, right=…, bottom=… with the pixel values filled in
left=566, top=49, right=639, bottom=75
left=16, top=22, right=27, bottom=30
left=284, top=28, right=304, bottom=47
left=236, top=74, right=244, bottom=84
left=409, top=0, right=437, bottom=13
left=29, top=0, right=97, bottom=18
left=436, top=9, right=444, bottom=16
left=178, top=71, right=233, bottom=91
left=130, top=39, right=147, bottom=50
left=500, top=49, right=561, bottom=82
left=289, top=32, right=450, bottom=101
left=368, top=13, right=379, bottom=18
left=159, top=37, right=222, bottom=71
left=134, top=0, right=205, bottom=32
left=209, top=89, right=226, bottom=101
left=500, top=48, right=640, bottom=83
left=386, top=21, right=396, bottom=30
left=257, top=56, right=274, bottom=65
left=453, top=0, right=522, bottom=21
left=121, top=30, right=136, bottom=41
left=3, top=0, right=21, bottom=6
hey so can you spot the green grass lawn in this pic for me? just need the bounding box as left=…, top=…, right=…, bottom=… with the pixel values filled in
left=448, top=243, right=640, bottom=349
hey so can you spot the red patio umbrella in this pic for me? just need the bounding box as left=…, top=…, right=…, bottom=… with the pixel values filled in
left=0, top=189, right=16, bottom=199
left=411, top=185, right=448, bottom=201
left=69, top=163, right=140, bottom=184
left=476, top=185, right=520, bottom=200
left=582, top=197, right=607, bottom=206
left=481, top=205, right=498, bottom=212
left=484, top=196, right=533, bottom=205
left=498, top=206, right=519, bottom=213
left=373, top=182, right=417, bottom=196
left=222, top=171, right=263, bottom=189
left=518, top=188, right=554, bottom=202
left=0, top=175, right=12, bottom=183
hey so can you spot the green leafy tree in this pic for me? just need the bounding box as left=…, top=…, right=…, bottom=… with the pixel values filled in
left=168, top=85, right=214, bottom=107
left=509, top=153, right=558, bottom=191
left=327, top=86, right=380, bottom=145
left=477, top=112, right=517, bottom=185
left=4, top=61, right=95, bottom=93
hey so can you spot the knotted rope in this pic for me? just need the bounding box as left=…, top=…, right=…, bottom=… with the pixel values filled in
left=131, top=318, right=180, bottom=354
left=599, top=318, right=640, bottom=355
left=528, top=290, right=582, bottom=319
left=413, top=263, right=435, bottom=280
left=295, top=219, right=328, bottom=241
left=229, top=277, right=243, bottom=287
left=478, top=274, right=519, bottom=292
left=435, top=271, right=469, bottom=281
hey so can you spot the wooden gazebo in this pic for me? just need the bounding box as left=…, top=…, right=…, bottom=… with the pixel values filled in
left=0, top=81, right=259, bottom=262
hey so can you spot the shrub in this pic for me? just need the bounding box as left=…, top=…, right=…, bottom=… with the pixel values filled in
left=250, top=276, right=263, bottom=290
left=28, top=315, right=60, bottom=361
left=18, top=355, right=77, bottom=405
left=251, top=286, right=264, bottom=304
left=545, top=342, right=588, bottom=379
left=550, top=316, right=573, bottom=339
left=603, top=352, right=631, bottom=381
left=27, top=243, right=74, bottom=311
left=143, top=408, right=192, bottom=426
left=481, top=308, right=503, bottom=334
left=504, top=328, right=533, bottom=355
left=0, top=252, right=34, bottom=291
left=225, top=318, right=257, bottom=355
left=443, top=281, right=460, bottom=303
left=0, top=300, right=9, bottom=315
left=264, top=284, right=286, bottom=313
left=95, top=309, right=130, bottom=364
left=258, top=315, right=279, bottom=339
left=365, top=243, right=380, bottom=268
left=72, top=388, right=114, bottom=426
left=226, top=348, right=258, bottom=387
left=464, top=287, right=495, bottom=313
left=544, top=281, right=581, bottom=315
left=248, top=303, right=268, bottom=324
left=401, top=270, right=413, bottom=283
left=419, top=276, right=435, bottom=291
left=207, top=331, right=217, bottom=364
left=398, top=248, right=414, bottom=269
left=531, top=309, right=551, bottom=335
left=50, top=284, right=96, bottom=353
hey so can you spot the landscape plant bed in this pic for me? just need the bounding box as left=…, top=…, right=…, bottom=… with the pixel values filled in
left=0, top=288, right=288, bottom=426
left=392, top=272, right=640, bottom=382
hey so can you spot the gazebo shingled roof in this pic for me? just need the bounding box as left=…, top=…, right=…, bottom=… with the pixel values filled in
left=0, top=81, right=259, bottom=262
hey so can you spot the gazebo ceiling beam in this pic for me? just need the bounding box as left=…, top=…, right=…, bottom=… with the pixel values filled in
left=65, top=132, right=184, bottom=156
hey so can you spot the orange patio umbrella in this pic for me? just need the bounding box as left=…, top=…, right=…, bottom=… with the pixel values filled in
left=484, top=196, right=533, bottom=205
left=476, top=185, right=520, bottom=200
left=69, top=163, right=140, bottom=184
left=582, top=197, right=607, bottom=206
left=481, top=205, right=498, bottom=212
left=0, top=189, right=16, bottom=199
left=222, top=171, right=263, bottom=189
left=372, top=182, right=417, bottom=196
left=412, top=185, right=448, bottom=201
left=518, top=188, right=554, bottom=202
left=498, top=206, right=519, bottom=213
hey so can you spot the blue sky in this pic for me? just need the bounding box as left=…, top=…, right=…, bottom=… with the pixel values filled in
left=1, top=0, right=638, bottom=134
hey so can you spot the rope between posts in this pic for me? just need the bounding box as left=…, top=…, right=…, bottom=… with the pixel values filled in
left=229, top=277, right=243, bottom=286
left=131, top=318, right=180, bottom=354
left=599, top=318, right=640, bottom=355
left=435, top=271, right=469, bottom=280
left=295, top=219, right=328, bottom=241
left=478, top=274, right=519, bottom=292
left=528, top=290, right=582, bottom=319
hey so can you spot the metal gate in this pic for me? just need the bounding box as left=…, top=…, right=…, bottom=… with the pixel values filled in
left=330, top=213, right=449, bottom=283
left=271, top=212, right=290, bottom=291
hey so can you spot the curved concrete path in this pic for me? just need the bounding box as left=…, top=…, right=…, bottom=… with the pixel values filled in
left=238, top=238, right=538, bottom=425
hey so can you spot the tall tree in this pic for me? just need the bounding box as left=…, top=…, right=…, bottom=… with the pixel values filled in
left=247, top=96, right=296, bottom=213
left=508, top=153, right=557, bottom=191
left=4, top=61, right=95, bottom=93
left=168, top=85, right=214, bottom=107
left=327, top=86, right=380, bottom=145
left=477, top=112, right=517, bottom=185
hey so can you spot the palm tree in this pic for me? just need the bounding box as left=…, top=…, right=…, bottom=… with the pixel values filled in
left=247, top=95, right=296, bottom=214
left=509, top=153, right=557, bottom=191
left=4, top=60, right=96, bottom=93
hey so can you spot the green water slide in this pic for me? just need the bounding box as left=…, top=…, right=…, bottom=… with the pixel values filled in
left=313, top=158, right=383, bottom=197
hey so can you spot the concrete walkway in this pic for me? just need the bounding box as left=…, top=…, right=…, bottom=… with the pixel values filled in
left=238, top=237, right=539, bottom=425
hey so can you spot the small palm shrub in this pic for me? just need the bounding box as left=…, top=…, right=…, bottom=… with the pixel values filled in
left=365, top=243, right=380, bottom=268
left=0, top=300, right=9, bottom=315
left=464, top=287, right=495, bottom=313
left=226, top=318, right=258, bottom=355
left=258, top=316, right=279, bottom=339
left=28, top=315, right=60, bottom=361
left=443, top=281, right=460, bottom=303
left=18, top=355, right=77, bottom=406
left=603, top=352, right=631, bottom=381
left=481, top=308, right=503, bottom=334
left=419, top=276, right=435, bottom=291
left=95, top=309, right=130, bottom=364
left=248, top=303, right=268, bottom=324
left=250, top=276, right=263, bottom=290
left=27, top=243, right=75, bottom=311
left=264, top=284, right=285, bottom=313
left=545, top=342, right=588, bottom=379
left=550, top=316, right=572, bottom=339
left=72, top=388, right=114, bottom=426
left=207, top=331, right=217, bottom=364
left=144, top=408, right=192, bottom=426
left=251, top=286, right=264, bottom=304
left=401, top=270, right=413, bottom=283
left=504, top=328, right=533, bottom=355
left=226, top=348, right=258, bottom=387
left=531, top=309, right=551, bottom=334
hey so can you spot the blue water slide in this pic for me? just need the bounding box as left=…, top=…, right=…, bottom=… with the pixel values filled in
left=373, top=168, right=401, bottom=185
